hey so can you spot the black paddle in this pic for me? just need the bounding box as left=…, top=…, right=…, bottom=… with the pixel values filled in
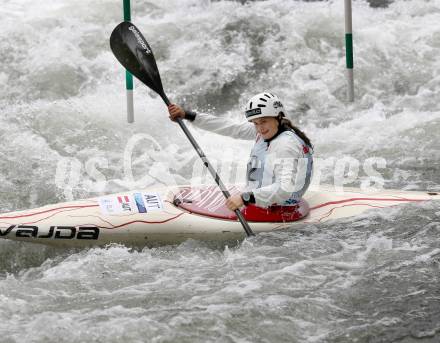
left=110, top=21, right=255, bottom=237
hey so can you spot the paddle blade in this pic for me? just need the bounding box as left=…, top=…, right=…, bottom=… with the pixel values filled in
left=110, top=21, right=169, bottom=105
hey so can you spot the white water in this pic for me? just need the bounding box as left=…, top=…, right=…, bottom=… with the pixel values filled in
left=1, top=0, right=440, bottom=342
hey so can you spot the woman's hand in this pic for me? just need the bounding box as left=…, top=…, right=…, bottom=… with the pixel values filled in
left=226, top=194, right=244, bottom=211
left=168, top=104, right=185, bottom=122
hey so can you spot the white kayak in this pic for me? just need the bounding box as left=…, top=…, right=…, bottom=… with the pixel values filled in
left=0, top=184, right=439, bottom=247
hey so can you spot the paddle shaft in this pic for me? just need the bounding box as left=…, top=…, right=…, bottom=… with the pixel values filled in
left=162, top=94, right=253, bottom=236
left=178, top=118, right=254, bottom=236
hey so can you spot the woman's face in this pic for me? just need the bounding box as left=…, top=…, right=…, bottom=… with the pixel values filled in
left=251, top=117, right=279, bottom=140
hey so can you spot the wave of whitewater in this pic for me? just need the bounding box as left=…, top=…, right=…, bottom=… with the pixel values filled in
left=1, top=0, right=440, bottom=342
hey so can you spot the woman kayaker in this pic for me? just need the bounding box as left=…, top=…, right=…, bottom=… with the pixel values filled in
left=168, top=92, right=313, bottom=212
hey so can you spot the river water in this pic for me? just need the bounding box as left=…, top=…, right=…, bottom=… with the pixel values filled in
left=1, top=0, right=440, bottom=342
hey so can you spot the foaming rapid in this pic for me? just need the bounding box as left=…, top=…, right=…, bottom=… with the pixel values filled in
left=0, top=0, right=440, bottom=342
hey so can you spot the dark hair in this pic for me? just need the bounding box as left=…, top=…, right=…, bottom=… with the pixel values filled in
left=278, top=113, right=313, bottom=148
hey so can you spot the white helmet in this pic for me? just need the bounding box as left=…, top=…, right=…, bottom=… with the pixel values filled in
left=244, top=92, right=285, bottom=121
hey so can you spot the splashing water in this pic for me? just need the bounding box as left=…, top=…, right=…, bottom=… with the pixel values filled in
left=0, top=0, right=440, bottom=342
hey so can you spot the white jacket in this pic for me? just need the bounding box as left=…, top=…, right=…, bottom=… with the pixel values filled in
left=190, top=112, right=313, bottom=207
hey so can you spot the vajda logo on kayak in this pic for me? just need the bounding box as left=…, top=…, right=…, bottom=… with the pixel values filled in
left=0, top=225, right=99, bottom=240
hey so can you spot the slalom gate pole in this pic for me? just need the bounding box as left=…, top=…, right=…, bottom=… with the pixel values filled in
left=123, top=0, right=135, bottom=122
left=344, top=0, right=354, bottom=102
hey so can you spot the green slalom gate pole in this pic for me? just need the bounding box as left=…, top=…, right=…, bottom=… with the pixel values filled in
left=344, top=0, right=354, bottom=102
left=124, top=0, right=134, bottom=122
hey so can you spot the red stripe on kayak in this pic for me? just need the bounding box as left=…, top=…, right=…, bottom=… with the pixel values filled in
left=76, top=212, right=185, bottom=229
left=316, top=203, right=387, bottom=222
left=0, top=204, right=99, bottom=220
left=310, top=197, right=426, bottom=211
left=112, top=213, right=185, bottom=228
left=18, top=208, right=95, bottom=226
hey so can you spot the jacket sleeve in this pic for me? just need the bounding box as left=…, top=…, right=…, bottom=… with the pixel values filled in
left=189, top=112, right=256, bottom=140
left=251, top=136, right=309, bottom=207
